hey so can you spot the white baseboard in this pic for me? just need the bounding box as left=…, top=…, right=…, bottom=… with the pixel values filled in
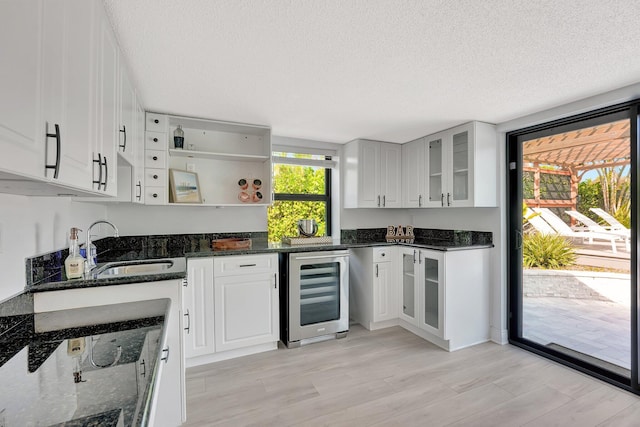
left=185, top=342, right=278, bottom=368
left=490, top=326, right=508, bottom=345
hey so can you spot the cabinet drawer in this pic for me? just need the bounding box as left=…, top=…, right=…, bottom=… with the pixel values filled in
left=145, top=168, right=166, bottom=187
left=145, top=150, right=166, bottom=168
left=145, top=131, right=168, bottom=150
left=373, top=247, right=393, bottom=263
left=146, top=113, right=167, bottom=132
left=145, top=186, right=166, bottom=205
left=214, top=254, right=277, bottom=277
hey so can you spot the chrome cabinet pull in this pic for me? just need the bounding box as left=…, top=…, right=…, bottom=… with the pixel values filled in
left=119, top=125, right=126, bottom=151
left=418, top=194, right=422, bottom=207
left=136, top=181, right=142, bottom=200
left=161, top=347, right=169, bottom=363
left=92, top=153, right=103, bottom=190
left=274, top=273, right=277, bottom=289
left=440, top=193, right=444, bottom=207
left=153, top=174, right=158, bottom=179
left=154, top=119, right=159, bottom=124
left=377, top=195, right=380, bottom=207
left=152, top=193, right=158, bottom=198
left=152, top=156, right=158, bottom=161
left=383, top=195, right=386, bottom=207
left=184, top=309, right=190, bottom=334
left=375, top=264, right=379, bottom=277
left=182, top=278, right=188, bottom=287
left=239, top=263, right=257, bottom=267
left=447, top=192, right=451, bottom=206
left=140, top=359, right=146, bottom=377
left=45, top=123, right=61, bottom=179
left=418, top=251, right=422, bottom=264
left=413, top=250, right=417, bottom=264
left=153, top=137, right=158, bottom=142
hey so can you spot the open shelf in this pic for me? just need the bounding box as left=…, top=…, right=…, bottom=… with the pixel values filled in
left=168, top=149, right=269, bottom=162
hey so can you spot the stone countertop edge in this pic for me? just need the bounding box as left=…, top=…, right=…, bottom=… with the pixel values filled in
left=27, top=240, right=493, bottom=293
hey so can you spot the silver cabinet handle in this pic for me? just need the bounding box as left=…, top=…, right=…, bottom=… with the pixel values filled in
left=418, top=194, right=422, bottom=207
left=383, top=195, right=386, bottom=207
left=447, top=192, right=451, bottom=206
left=375, top=264, right=379, bottom=277
left=441, top=193, right=444, bottom=207
left=182, top=278, right=188, bottom=287
left=294, top=254, right=346, bottom=260
left=413, top=250, right=417, bottom=264
left=418, top=251, right=422, bottom=264
left=274, top=273, right=277, bottom=289
left=184, top=309, right=190, bottom=334
left=240, top=263, right=257, bottom=267
left=136, top=181, right=142, bottom=200
left=45, top=123, right=61, bottom=179
left=377, top=195, right=380, bottom=207
left=101, top=156, right=108, bottom=191
left=161, top=347, right=169, bottom=363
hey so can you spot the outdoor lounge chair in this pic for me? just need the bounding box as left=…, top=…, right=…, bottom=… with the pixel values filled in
left=589, top=207, right=630, bottom=232
left=565, top=210, right=630, bottom=251
left=532, top=207, right=620, bottom=253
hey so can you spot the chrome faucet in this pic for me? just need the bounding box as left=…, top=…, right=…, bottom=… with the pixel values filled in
left=86, top=220, right=119, bottom=270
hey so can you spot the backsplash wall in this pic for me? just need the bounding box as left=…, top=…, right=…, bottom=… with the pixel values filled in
left=0, top=194, right=106, bottom=301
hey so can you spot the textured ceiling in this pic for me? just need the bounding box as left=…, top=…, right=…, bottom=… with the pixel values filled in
left=104, top=0, right=640, bottom=143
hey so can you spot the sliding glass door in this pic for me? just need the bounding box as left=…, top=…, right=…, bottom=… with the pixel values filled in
left=508, top=102, right=639, bottom=391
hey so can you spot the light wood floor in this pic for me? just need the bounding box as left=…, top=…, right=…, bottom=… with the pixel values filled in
left=183, top=325, right=640, bottom=426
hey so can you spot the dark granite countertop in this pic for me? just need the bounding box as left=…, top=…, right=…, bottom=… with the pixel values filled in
left=0, top=295, right=169, bottom=427
left=26, top=228, right=493, bottom=292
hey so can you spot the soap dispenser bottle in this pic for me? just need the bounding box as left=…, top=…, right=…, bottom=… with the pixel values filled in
left=65, top=227, right=85, bottom=279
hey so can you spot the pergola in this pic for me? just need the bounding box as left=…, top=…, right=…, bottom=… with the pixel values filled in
left=523, top=119, right=630, bottom=212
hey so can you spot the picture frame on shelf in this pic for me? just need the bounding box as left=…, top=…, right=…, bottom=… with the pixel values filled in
left=169, top=169, right=202, bottom=203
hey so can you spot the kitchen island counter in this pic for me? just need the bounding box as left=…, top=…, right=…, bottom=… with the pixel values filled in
left=0, top=294, right=169, bottom=427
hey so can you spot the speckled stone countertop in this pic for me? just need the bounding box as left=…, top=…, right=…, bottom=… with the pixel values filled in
left=26, top=228, right=492, bottom=292
left=0, top=295, right=169, bottom=427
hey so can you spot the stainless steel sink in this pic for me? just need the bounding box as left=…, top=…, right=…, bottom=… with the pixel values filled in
left=92, top=258, right=185, bottom=279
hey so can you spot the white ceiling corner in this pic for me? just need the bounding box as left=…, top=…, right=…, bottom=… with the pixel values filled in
left=103, top=0, right=640, bottom=144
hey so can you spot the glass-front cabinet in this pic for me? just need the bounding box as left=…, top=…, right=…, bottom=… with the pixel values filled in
left=399, top=248, right=419, bottom=326
left=450, top=129, right=470, bottom=204
left=426, top=134, right=444, bottom=207
left=420, top=250, right=445, bottom=339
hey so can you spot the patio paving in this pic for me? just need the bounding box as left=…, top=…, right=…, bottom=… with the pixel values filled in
left=523, top=295, right=630, bottom=370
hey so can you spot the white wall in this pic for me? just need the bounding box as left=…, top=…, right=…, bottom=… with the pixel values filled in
left=106, top=204, right=267, bottom=235
left=0, top=194, right=106, bottom=301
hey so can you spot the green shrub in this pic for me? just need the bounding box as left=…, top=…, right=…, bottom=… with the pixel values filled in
left=523, top=233, right=576, bottom=269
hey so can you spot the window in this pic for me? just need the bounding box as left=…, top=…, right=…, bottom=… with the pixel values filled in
left=268, top=151, right=333, bottom=242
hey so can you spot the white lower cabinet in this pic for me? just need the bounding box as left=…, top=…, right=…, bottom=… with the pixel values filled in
left=354, top=246, right=491, bottom=351
left=184, top=254, right=279, bottom=367
left=398, top=247, right=490, bottom=350
left=32, top=280, right=186, bottom=427
left=350, top=247, right=397, bottom=330
left=184, top=258, right=215, bottom=359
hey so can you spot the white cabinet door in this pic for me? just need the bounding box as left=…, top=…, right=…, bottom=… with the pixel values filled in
left=41, top=0, right=96, bottom=190
left=214, top=271, right=279, bottom=352
left=448, top=124, right=473, bottom=207
left=0, top=0, right=44, bottom=179
left=373, top=261, right=397, bottom=322
left=418, top=249, right=446, bottom=339
left=184, top=258, right=215, bottom=359
left=118, top=64, right=136, bottom=166
left=398, top=248, right=419, bottom=326
left=379, top=143, right=402, bottom=208
left=357, top=141, right=381, bottom=208
left=133, top=98, right=145, bottom=203
left=94, top=8, right=119, bottom=196
left=402, top=138, right=425, bottom=208
left=425, top=132, right=446, bottom=207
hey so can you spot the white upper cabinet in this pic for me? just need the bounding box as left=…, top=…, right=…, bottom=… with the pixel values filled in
left=94, top=7, right=119, bottom=196
left=118, top=63, right=136, bottom=166
left=343, top=139, right=402, bottom=208
left=402, top=137, right=426, bottom=208
left=41, top=0, right=97, bottom=191
left=422, top=122, right=497, bottom=207
left=0, top=0, right=44, bottom=180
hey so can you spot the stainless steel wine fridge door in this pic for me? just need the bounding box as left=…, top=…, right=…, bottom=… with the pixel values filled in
left=288, top=250, right=349, bottom=344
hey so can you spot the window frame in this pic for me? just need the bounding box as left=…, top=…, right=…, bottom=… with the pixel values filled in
left=271, top=155, right=333, bottom=237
